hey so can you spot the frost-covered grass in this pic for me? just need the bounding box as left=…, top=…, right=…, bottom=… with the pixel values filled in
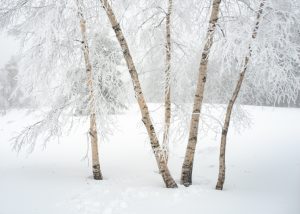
left=0, top=104, right=299, bottom=214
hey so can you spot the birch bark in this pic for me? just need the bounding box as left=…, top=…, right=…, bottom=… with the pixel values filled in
left=181, top=0, right=222, bottom=187
left=99, top=0, right=177, bottom=188
left=162, top=0, right=173, bottom=163
left=216, top=0, right=266, bottom=190
left=76, top=0, right=103, bottom=180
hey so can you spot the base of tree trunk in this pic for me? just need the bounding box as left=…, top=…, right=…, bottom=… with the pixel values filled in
left=180, top=168, right=192, bottom=187
left=160, top=167, right=178, bottom=188
left=216, top=171, right=225, bottom=190
left=166, top=180, right=178, bottom=188
left=92, top=164, right=103, bottom=180
left=215, top=182, right=224, bottom=190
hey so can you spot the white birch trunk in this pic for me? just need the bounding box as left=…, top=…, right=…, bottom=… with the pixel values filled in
left=99, top=0, right=177, bottom=188
left=181, top=0, right=222, bottom=187
left=162, top=0, right=173, bottom=163
left=216, top=0, right=266, bottom=190
left=76, top=0, right=103, bottom=180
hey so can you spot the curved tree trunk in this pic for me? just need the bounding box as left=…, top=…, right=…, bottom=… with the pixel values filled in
left=181, top=0, right=222, bottom=187
left=162, top=0, right=173, bottom=163
left=76, top=0, right=103, bottom=180
left=99, top=0, right=177, bottom=188
left=216, top=0, right=266, bottom=190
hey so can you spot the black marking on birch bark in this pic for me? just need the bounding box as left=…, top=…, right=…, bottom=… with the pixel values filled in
left=220, top=152, right=225, bottom=158
left=209, top=18, right=218, bottom=24
left=112, top=23, right=121, bottom=31
left=194, top=109, right=200, bottom=113
left=93, top=164, right=100, bottom=170
left=89, top=131, right=95, bottom=138
left=123, top=49, right=128, bottom=55
left=149, top=125, right=154, bottom=131
left=222, top=129, right=228, bottom=135
left=189, top=136, right=197, bottom=142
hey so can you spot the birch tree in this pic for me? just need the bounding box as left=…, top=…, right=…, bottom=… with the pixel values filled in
left=99, top=0, right=177, bottom=188
left=75, top=0, right=103, bottom=180
left=162, top=0, right=173, bottom=163
left=216, top=0, right=266, bottom=190
left=181, top=0, right=222, bottom=187
left=0, top=0, right=128, bottom=180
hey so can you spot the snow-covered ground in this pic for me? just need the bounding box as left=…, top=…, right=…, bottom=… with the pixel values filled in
left=0, top=105, right=299, bottom=214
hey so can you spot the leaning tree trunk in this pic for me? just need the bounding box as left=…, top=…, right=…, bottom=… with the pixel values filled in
left=216, top=0, right=266, bottom=190
left=99, top=0, right=177, bottom=188
left=76, top=0, right=103, bottom=180
left=181, top=0, right=222, bottom=187
left=162, top=0, right=173, bottom=163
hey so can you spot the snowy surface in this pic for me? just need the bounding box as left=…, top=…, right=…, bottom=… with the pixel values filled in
left=0, top=105, right=299, bottom=214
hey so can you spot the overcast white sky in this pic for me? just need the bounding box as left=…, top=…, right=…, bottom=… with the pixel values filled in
left=0, top=33, right=19, bottom=68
